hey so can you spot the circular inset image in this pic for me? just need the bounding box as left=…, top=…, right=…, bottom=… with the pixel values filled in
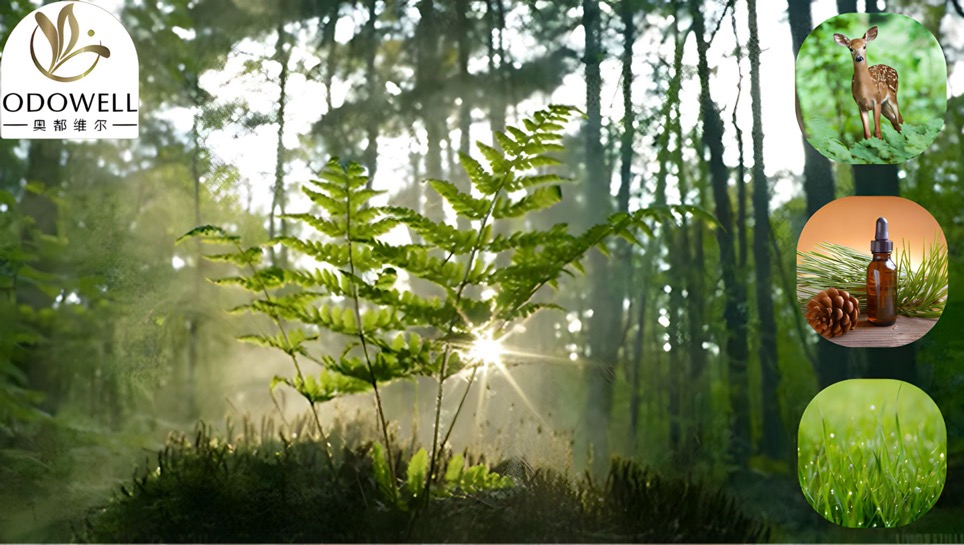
left=798, top=379, right=946, bottom=528
left=795, top=13, right=946, bottom=164
left=797, top=196, right=947, bottom=347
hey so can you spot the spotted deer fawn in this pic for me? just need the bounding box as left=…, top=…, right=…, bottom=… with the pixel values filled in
left=833, top=26, right=902, bottom=139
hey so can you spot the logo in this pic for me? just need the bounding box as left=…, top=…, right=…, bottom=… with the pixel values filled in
left=1, top=1, right=139, bottom=140
left=30, top=3, right=111, bottom=82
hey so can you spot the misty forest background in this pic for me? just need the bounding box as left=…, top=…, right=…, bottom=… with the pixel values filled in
left=1, top=0, right=964, bottom=541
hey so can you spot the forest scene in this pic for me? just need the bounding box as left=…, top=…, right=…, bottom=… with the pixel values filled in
left=796, top=12, right=946, bottom=164
left=1, top=0, right=963, bottom=542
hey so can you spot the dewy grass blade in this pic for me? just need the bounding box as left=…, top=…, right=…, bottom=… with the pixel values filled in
left=798, top=381, right=945, bottom=528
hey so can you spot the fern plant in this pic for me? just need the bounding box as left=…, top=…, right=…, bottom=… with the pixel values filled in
left=179, top=104, right=705, bottom=504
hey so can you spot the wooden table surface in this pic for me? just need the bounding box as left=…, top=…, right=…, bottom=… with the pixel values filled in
left=829, top=315, right=938, bottom=348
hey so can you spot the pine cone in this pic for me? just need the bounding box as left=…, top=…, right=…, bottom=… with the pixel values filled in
left=805, top=288, right=860, bottom=339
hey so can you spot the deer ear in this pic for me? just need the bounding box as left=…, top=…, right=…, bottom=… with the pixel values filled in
left=833, top=33, right=851, bottom=47
left=864, top=26, right=878, bottom=42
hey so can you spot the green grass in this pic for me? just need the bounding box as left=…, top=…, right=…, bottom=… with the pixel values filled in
left=798, top=379, right=946, bottom=528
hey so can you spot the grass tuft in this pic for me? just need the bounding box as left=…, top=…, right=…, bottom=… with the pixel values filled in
left=798, top=380, right=946, bottom=528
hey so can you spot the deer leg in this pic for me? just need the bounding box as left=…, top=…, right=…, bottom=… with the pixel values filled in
left=860, top=109, right=871, bottom=139
left=882, top=101, right=901, bottom=133
left=873, top=102, right=882, bottom=139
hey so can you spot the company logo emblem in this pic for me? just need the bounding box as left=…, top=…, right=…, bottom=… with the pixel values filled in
left=1, top=1, right=140, bottom=139
left=30, top=3, right=111, bottom=82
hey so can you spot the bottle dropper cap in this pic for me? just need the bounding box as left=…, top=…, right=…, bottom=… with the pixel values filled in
left=870, top=217, right=893, bottom=253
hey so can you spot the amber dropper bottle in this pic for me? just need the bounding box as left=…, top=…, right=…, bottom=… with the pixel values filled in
left=866, top=217, right=897, bottom=326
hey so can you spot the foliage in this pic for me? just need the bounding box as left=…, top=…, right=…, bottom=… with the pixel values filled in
left=796, top=12, right=946, bottom=162
left=179, top=105, right=702, bottom=495
left=805, top=117, right=944, bottom=164
left=797, top=239, right=948, bottom=318
left=0, top=192, right=46, bottom=433
left=79, top=423, right=769, bottom=543
left=368, top=444, right=512, bottom=509
left=797, top=380, right=946, bottom=528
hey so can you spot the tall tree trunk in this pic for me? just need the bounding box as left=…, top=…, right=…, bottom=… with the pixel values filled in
left=185, top=80, right=203, bottom=420
left=455, top=0, right=472, bottom=231
left=363, top=0, right=379, bottom=189
left=582, top=0, right=617, bottom=477
left=837, top=0, right=857, bottom=13
left=788, top=0, right=850, bottom=389
left=485, top=0, right=508, bottom=135
left=322, top=5, right=338, bottom=114
left=730, top=10, right=748, bottom=271
left=852, top=2, right=916, bottom=386
left=748, top=0, right=786, bottom=459
left=417, top=0, right=443, bottom=220
left=618, top=0, right=638, bottom=454
left=270, top=18, right=290, bottom=268
left=690, top=0, right=751, bottom=466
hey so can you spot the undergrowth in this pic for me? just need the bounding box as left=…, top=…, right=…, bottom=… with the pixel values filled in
left=805, top=117, right=943, bottom=164
left=78, top=422, right=770, bottom=543
left=178, top=104, right=707, bottom=504
left=798, top=380, right=946, bottom=528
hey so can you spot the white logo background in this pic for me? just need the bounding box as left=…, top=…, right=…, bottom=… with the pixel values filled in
left=0, top=1, right=139, bottom=139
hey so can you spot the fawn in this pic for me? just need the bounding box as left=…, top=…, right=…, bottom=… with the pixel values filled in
left=833, top=26, right=902, bottom=139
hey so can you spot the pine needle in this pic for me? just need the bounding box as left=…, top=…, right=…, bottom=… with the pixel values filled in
left=796, top=238, right=947, bottom=318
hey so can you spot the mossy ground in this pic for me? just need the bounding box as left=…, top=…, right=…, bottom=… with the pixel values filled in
left=78, top=424, right=769, bottom=543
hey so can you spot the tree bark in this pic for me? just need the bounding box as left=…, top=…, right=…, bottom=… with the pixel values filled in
left=690, top=0, right=751, bottom=465
left=416, top=0, right=443, bottom=220
left=749, top=0, right=786, bottom=459
left=363, top=0, right=379, bottom=189
left=270, top=18, right=290, bottom=268
left=618, top=0, right=638, bottom=453
left=788, top=0, right=851, bottom=389
left=730, top=10, right=748, bottom=271
left=582, top=0, right=617, bottom=477
left=836, top=0, right=857, bottom=13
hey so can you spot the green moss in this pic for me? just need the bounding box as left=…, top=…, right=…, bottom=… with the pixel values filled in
left=79, top=424, right=769, bottom=543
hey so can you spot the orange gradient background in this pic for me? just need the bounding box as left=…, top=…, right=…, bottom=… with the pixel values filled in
left=797, top=196, right=946, bottom=268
